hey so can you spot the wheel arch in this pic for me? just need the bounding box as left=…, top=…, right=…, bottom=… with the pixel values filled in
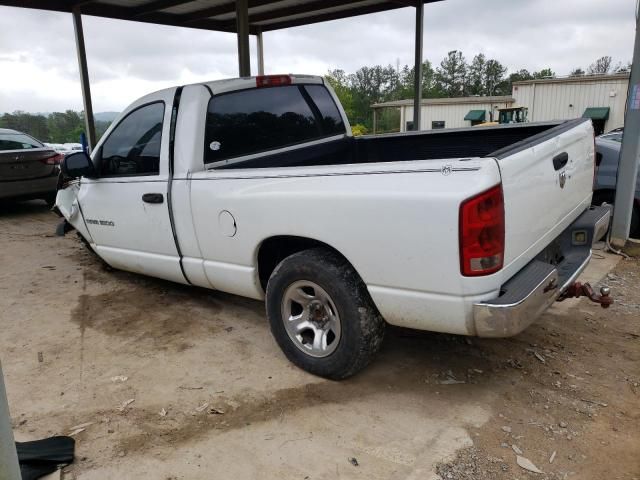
left=256, top=235, right=363, bottom=293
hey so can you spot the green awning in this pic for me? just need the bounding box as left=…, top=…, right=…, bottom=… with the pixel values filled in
left=464, top=110, right=486, bottom=121
left=582, top=107, right=610, bottom=121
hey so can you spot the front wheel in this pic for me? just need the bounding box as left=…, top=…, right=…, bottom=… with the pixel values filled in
left=266, top=248, right=385, bottom=380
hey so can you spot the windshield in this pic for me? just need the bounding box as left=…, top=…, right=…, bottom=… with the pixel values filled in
left=0, top=132, right=44, bottom=151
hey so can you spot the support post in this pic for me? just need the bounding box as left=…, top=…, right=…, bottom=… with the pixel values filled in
left=610, top=7, right=640, bottom=246
left=236, top=0, right=251, bottom=77
left=372, top=108, right=377, bottom=135
left=412, top=1, right=424, bottom=131
left=0, top=361, right=20, bottom=480
left=72, top=7, right=96, bottom=151
left=256, top=29, right=264, bottom=76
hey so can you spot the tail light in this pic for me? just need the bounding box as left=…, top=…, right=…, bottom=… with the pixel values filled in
left=40, top=153, right=64, bottom=165
left=459, top=185, right=505, bottom=276
left=256, top=75, right=292, bottom=88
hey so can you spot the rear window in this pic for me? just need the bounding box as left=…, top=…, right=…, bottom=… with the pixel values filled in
left=204, top=84, right=345, bottom=164
left=0, top=133, right=43, bottom=151
left=304, top=84, right=345, bottom=135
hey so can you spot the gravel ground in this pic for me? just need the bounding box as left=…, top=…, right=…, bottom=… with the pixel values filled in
left=0, top=201, right=638, bottom=479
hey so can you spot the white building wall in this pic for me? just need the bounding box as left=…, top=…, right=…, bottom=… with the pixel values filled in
left=400, top=100, right=513, bottom=131
left=513, top=77, right=628, bottom=131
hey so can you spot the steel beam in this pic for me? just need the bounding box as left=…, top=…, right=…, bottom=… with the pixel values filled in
left=236, top=0, right=251, bottom=76
left=72, top=7, right=97, bottom=150
left=412, top=1, right=423, bottom=130
left=610, top=7, right=640, bottom=246
left=0, top=361, right=20, bottom=480
left=256, top=29, right=264, bottom=75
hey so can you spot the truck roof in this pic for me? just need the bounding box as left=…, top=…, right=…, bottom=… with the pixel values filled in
left=199, top=74, right=325, bottom=95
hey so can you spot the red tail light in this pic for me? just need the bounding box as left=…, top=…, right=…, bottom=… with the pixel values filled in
left=40, top=153, right=64, bottom=165
left=256, top=75, right=292, bottom=88
left=459, top=185, right=505, bottom=276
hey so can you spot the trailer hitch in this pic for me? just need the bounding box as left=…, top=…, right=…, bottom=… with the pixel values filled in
left=557, top=282, right=613, bottom=308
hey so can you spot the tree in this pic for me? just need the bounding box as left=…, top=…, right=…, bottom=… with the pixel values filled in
left=345, top=64, right=400, bottom=127
left=0, top=111, right=49, bottom=141
left=533, top=68, right=555, bottom=79
left=434, top=50, right=467, bottom=97
left=397, top=60, right=438, bottom=99
left=325, top=69, right=355, bottom=120
left=588, top=56, right=612, bottom=75
left=570, top=68, right=585, bottom=76
left=466, top=54, right=487, bottom=96
left=484, top=59, right=508, bottom=96
left=47, top=110, right=84, bottom=143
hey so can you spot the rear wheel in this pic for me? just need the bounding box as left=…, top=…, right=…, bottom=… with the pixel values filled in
left=266, top=248, right=385, bottom=380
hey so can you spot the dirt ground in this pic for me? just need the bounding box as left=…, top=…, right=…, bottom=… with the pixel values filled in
left=0, top=200, right=638, bottom=480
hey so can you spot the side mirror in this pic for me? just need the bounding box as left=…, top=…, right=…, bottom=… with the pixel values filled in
left=61, top=152, right=97, bottom=179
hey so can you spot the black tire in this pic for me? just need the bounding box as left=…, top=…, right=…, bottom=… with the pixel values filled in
left=631, top=206, right=640, bottom=240
left=44, top=193, right=56, bottom=207
left=266, top=248, right=385, bottom=380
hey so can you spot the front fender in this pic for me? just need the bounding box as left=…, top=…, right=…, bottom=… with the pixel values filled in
left=55, top=181, right=94, bottom=244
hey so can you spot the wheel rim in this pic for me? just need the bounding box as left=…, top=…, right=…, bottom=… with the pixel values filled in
left=281, top=280, right=341, bottom=358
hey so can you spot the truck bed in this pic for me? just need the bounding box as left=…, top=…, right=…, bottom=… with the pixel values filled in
left=215, top=120, right=573, bottom=169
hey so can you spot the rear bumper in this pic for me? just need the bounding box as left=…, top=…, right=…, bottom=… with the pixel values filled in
left=0, top=174, right=58, bottom=200
left=473, top=204, right=611, bottom=337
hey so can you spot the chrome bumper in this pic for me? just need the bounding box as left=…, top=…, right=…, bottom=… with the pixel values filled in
left=473, top=204, right=611, bottom=338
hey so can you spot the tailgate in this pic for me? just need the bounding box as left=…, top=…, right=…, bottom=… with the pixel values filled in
left=493, top=119, right=595, bottom=276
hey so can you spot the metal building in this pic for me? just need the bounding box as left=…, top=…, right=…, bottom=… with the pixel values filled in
left=512, top=73, right=630, bottom=134
left=373, top=95, right=514, bottom=133
left=373, top=72, right=630, bottom=134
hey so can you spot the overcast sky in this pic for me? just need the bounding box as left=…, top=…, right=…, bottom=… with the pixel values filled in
left=0, top=0, right=635, bottom=113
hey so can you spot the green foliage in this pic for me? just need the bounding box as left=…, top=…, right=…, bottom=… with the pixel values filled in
left=0, top=110, right=112, bottom=144
left=326, top=50, right=515, bottom=130
left=533, top=68, right=556, bottom=79
left=435, top=50, right=467, bottom=97
left=350, top=124, right=368, bottom=136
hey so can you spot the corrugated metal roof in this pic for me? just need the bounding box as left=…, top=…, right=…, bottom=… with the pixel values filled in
left=372, top=95, right=515, bottom=108
left=0, top=0, right=443, bottom=34
left=513, top=73, right=630, bottom=86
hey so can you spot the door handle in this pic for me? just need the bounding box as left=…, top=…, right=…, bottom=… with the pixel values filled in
left=553, top=152, right=569, bottom=170
left=142, top=193, right=164, bottom=204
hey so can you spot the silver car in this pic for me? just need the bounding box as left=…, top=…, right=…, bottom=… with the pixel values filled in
left=0, top=128, right=63, bottom=206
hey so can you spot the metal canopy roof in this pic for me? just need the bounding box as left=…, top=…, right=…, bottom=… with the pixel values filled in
left=1, top=0, right=441, bottom=34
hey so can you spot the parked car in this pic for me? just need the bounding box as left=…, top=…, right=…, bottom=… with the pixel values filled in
left=598, top=128, right=623, bottom=143
left=593, top=136, right=640, bottom=237
left=56, top=75, right=610, bottom=379
left=0, top=128, right=63, bottom=205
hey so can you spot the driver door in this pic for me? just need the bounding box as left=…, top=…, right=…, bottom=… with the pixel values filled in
left=79, top=91, right=186, bottom=284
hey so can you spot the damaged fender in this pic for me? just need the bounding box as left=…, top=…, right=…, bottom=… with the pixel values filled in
left=55, top=182, right=94, bottom=244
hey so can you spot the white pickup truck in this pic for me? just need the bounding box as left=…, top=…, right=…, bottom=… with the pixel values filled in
left=56, top=74, right=611, bottom=379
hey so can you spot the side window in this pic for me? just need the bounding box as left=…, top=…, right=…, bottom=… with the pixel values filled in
left=204, top=85, right=344, bottom=164
left=99, top=102, right=164, bottom=176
